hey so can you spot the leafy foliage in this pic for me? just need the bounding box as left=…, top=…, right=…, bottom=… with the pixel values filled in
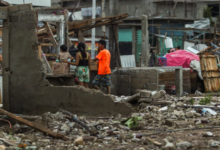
left=203, top=7, right=215, bottom=27
left=199, top=94, right=211, bottom=105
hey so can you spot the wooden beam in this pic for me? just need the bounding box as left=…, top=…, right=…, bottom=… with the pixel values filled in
left=0, top=108, right=69, bottom=141
left=40, top=43, right=53, bottom=46
left=45, top=53, right=57, bottom=57
left=77, top=30, right=85, bottom=43
left=68, top=13, right=128, bottom=26
left=43, top=22, right=58, bottom=54
left=113, top=24, right=121, bottom=67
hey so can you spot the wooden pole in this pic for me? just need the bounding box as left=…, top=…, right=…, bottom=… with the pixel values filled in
left=43, top=22, right=58, bottom=57
left=113, top=24, right=121, bottom=67
left=0, top=108, right=69, bottom=141
left=38, top=45, right=42, bottom=59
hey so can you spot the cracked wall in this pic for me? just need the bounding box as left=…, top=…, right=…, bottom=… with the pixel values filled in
left=3, top=4, right=132, bottom=117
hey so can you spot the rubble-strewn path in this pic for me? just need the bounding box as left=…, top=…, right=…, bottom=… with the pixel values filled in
left=1, top=91, right=220, bottom=149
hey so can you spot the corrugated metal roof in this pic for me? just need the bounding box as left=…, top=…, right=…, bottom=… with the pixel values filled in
left=185, top=19, right=210, bottom=29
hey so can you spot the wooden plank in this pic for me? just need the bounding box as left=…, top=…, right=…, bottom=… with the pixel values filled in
left=68, top=13, right=128, bottom=26
left=159, top=71, right=190, bottom=78
left=197, top=46, right=211, bottom=55
left=0, top=108, right=69, bottom=141
left=45, top=53, right=57, bottom=57
left=159, top=80, right=190, bottom=85
left=43, top=22, right=58, bottom=54
left=202, top=55, right=209, bottom=92
left=159, top=76, right=190, bottom=82
left=40, top=43, right=53, bottom=46
left=64, top=9, right=69, bottom=48
left=38, top=45, right=41, bottom=59
left=77, top=30, right=85, bottom=43
left=113, top=24, right=121, bottom=67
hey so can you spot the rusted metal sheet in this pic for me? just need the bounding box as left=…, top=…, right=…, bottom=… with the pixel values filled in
left=200, top=55, right=220, bottom=92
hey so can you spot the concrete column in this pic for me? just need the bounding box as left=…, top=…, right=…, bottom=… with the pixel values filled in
left=56, top=22, right=65, bottom=54
left=2, top=19, right=9, bottom=110
left=132, top=27, right=136, bottom=62
left=175, top=68, right=183, bottom=97
left=141, top=15, right=150, bottom=67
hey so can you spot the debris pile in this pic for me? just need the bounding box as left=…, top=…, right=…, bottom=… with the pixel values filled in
left=1, top=91, right=220, bottom=149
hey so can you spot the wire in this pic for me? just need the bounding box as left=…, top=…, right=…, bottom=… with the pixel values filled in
left=0, top=119, right=12, bottom=128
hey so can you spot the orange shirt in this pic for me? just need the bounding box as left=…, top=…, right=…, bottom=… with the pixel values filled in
left=96, top=49, right=111, bottom=75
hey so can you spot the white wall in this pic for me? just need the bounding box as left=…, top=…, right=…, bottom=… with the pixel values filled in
left=4, top=0, right=51, bottom=7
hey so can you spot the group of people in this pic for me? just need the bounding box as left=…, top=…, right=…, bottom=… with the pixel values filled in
left=59, top=40, right=112, bottom=94
left=168, top=46, right=181, bottom=53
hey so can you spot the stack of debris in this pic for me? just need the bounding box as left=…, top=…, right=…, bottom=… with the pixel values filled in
left=0, top=90, right=220, bottom=149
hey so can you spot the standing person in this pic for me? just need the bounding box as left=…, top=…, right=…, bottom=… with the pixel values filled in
left=64, top=42, right=91, bottom=88
left=92, top=40, right=111, bottom=94
left=59, top=45, right=74, bottom=62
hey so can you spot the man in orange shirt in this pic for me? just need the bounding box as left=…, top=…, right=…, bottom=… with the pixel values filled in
left=92, top=40, right=111, bottom=94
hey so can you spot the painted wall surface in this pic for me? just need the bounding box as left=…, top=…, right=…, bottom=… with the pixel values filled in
left=118, top=29, right=132, bottom=42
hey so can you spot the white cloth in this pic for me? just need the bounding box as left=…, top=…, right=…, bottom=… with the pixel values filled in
left=165, top=38, right=173, bottom=48
left=190, top=60, right=203, bottom=80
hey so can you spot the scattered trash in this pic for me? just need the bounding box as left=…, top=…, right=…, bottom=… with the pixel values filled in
left=158, top=106, right=168, bottom=111
left=203, top=132, right=213, bottom=137
left=209, top=140, right=220, bottom=147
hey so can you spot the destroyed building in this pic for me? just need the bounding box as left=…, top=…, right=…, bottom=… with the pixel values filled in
left=0, top=0, right=220, bottom=149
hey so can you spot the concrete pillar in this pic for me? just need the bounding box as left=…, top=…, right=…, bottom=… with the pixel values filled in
left=141, top=15, right=150, bottom=67
left=175, top=68, right=183, bottom=97
left=2, top=19, right=9, bottom=110
left=132, top=27, right=136, bottom=62
left=56, top=22, right=65, bottom=54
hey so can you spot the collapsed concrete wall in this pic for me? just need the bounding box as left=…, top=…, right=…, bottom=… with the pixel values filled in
left=111, top=68, right=159, bottom=96
left=3, top=4, right=132, bottom=116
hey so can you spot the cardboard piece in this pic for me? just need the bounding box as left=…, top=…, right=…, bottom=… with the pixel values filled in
left=90, top=61, right=98, bottom=71
left=52, top=62, right=70, bottom=74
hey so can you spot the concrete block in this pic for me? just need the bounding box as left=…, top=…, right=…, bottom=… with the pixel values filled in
left=148, top=78, right=157, bottom=83
left=141, top=78, right=150, bottom=84
left=131, top=83, right=144, bottom=89
left=140, top=90, right=151, bottom=98
left=118, top=88, right=131, bottom=96
left=146, top=83, right=158, bottom=91
left=139, top=98, right=152, bottom=103
left=114, top=102, right=133, bottom=116
left=20, top=16, right=35, bottom=22
left=118, top=69, right=131, bottom=75
left=118, top=75, right=131, bottom=83
left=10, top=16, right=19, bottom=22
left=8, top=5, right=19, bottom=12
left=19, top=4, right=33, bottom=11
left=0, top=7, right=8, bottom=20
left=27, top=23, right=36, bottom=30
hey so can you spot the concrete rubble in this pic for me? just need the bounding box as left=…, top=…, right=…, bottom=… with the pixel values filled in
left=0, top=90, right=220, bottom=149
